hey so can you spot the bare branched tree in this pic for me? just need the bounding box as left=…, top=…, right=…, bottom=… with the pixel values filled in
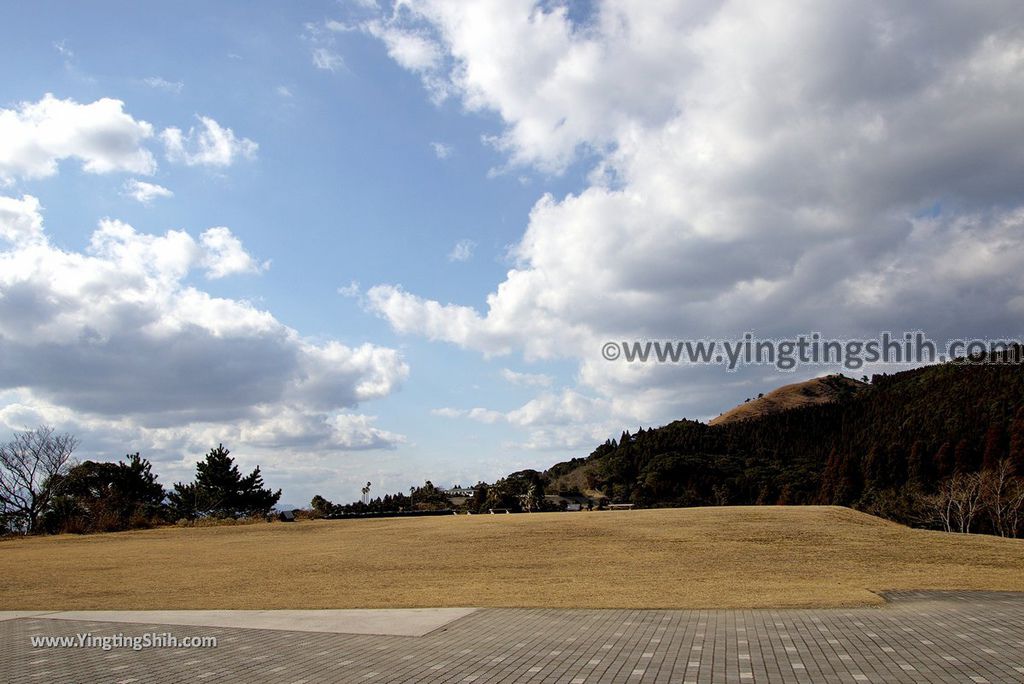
left=929, top=471, right=985, bottom=534
left=980, top=459, right=1024, bottom=538
left=926, top=481, right=956, bottom=533
left=0, top=426, right=78, bottom=534
left=1006, top=480, right=1024, bottom=539
left=950, top=471, right=984, bottom=534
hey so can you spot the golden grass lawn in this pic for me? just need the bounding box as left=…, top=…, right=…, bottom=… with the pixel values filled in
left=2, top=506, right=1022, bottom=610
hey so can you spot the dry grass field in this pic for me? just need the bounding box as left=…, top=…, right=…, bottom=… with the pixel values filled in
left=2, top=506, right=1022, bottom=610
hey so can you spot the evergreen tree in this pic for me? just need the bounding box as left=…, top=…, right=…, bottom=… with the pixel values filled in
left=982, top=423, right=1006, bottom=472
left=954, top=438, right=974, bottom=473
left=836, top=453, right=862, bottom=504
left=818, top=448, right=840, bottom=503
left=862, top=446, right=882, bottom=488
left=48, top=453, right=166, bottom=532
left=907, top=441, right=929, bottom=485
left=1008, top=407, right=1024, bottom=474
left=935, top=442, right=954, bottom=480
left=168, top=444, right=281, bottom=519
left=310, top=495, right=335, bottom=517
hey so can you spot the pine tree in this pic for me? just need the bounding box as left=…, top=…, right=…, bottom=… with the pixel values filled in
left=907, top=441, right=929, bottom=485
left=818, top=448, right=840, bottom=503
left=836, top=453, right=862, bottom=504
left=1009, top=407, right=1024, bottom=475
left=886, top=442, right=907, bottom=487
left=935, top=442, right=954, bottom=480
left=954, top=438, right=975, bottom=473
left=862, top=446, right=882, bottom=488
left=168, top=444, right=281, bottom=519
left=982, top=424, right=1005, bottom=471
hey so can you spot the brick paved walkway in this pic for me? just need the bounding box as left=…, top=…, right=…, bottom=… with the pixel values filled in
left=2, top=592, right=1022, bottom=683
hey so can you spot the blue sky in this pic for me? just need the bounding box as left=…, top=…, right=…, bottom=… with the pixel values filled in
left=2, top=1, right=1023, bottom=506
left=0, top=1, right=595, bottom=504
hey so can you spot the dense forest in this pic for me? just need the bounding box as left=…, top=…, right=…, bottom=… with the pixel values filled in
left=544, top=354, right=1024, bottom=534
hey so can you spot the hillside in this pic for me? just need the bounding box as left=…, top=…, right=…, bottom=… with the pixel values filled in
left=709, top=374, right=868, bottom=425
left=2, top=507, right=1023, bottom=610
left=545, top=355, right=1024, bottom=529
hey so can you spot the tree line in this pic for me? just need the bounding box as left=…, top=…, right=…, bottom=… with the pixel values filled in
left=0, top=431, right=280, bottom=535
left=309, top=470, right=557, bottom=517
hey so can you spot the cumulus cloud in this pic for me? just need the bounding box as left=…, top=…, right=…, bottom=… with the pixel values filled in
left=363, top=20, right=443, bottom=72
left=122, top=179, right=173, bottom=205
left=447, top=238, right=475, bottom=262
left=361, top=1, right=1024, bottom=434
left=0, top=196, right=408, bottom=460
left=0, top=195, right=45, bottom=245
left=161, top=116, right=258, bottom=167
left=434, top=389, right=639, bottom=450
left=0, top=94, right=156, bottom=182
left=199, top=226, right=270, bottom=278
left=500, top=368, right=553, bottom=387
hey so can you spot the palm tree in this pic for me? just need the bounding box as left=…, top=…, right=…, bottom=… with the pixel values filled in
left=525, top=483, right=538, bottom=512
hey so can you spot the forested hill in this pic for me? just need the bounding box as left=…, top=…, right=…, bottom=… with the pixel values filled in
left=544, top=356, right=1024, bottom=522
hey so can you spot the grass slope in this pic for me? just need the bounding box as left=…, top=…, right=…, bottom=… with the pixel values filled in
left=2, top=507, right=1022, bottom=610
left=709, top=374, right=868, bottom=426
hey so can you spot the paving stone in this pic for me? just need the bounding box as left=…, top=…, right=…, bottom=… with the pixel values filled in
left=2, top=591, right=1024, bottom=683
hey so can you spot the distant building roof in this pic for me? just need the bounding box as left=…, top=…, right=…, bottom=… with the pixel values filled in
left=445, top=486, right=475, bottom=496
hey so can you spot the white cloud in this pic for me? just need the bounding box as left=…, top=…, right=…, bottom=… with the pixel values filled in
left=142, top=77, right=184, bottom=94
left=362, top=1, right=1024, bottom=435
left=500, top=368, right=552, bottom=387
left=430, top=141, right=452, bottom=159
left=312, top=48, right=345, bottom=72
left=363, top=20, right=443, bottom=72
left=199, top=226, right=269, bottom=278
left=365, top=284, right=514, bottom=356
left=122, top=179, right=173, bottom=205
left=354, top=17, right=450, bottom=102
left=338, top=280, right=361, bottom=297
left=432, top=406, right=502, bottom=424
left=0, top=195, right=407, bottom=453
left=434, top=389, right=637, bottom=450
left=0, top=195, right=44, bottom=245
left=161, top=116, right=258, bottom=167
left=447, top=238, right=475, bottom=262
left=276, top=85, right=293, bottom=98
left=0, top=94, right=156, bottom=182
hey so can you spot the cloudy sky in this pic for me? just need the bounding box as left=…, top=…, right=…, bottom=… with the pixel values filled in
left=2, top=1, right=1023, bottom=506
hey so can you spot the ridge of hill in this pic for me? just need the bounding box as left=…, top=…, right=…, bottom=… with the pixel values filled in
left=708, top=374, right=868, bottom=425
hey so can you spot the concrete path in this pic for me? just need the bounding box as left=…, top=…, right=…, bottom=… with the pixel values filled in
left=7, top=608, right=476, bottom=637
left=2, top=591, right=1023, bottom=683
